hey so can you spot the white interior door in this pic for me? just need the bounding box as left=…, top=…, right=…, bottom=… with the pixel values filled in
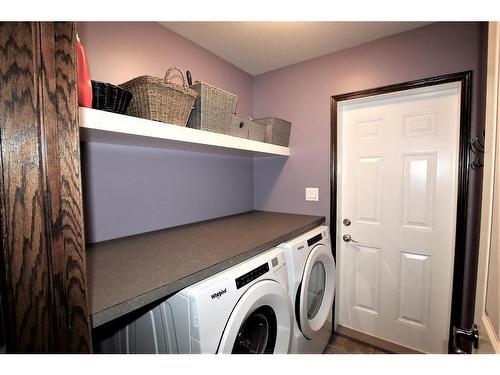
left=472, top=21, right=500, bottom=354
left=337, top=82, right=461, bottom=353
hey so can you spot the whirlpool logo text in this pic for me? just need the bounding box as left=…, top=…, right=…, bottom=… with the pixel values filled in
left=210, top=288, right=227, bottom=300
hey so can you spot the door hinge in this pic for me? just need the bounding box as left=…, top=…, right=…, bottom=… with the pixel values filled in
left=452, top=324, right=479, bottom=354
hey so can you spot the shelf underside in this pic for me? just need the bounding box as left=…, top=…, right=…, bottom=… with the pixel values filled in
left=79, top=108, right=290, bottom=157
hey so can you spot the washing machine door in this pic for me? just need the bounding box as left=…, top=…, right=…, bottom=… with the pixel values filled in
left=298, top=243, right=335, bottom=340
left=217, top=280, right=293, bottom=354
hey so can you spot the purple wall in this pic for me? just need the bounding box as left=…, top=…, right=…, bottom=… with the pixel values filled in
left=78, top=22, right=255, bottom=243
left=252, top=22, right=487, bottom=224
left=81, top=143, right=254, bottom=243
left=78, top=22, right=253, bottom=115
left=79, top=22, right=486, bottom=246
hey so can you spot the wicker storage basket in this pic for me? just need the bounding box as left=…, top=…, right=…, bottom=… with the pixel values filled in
left=254, top=117, right=292, bottom=147
left=119, top=67, right=198, bottom=126
left=187, top=81, right=237, bottom=135
left=230, top=115, right=266, bottom=142
left=91, top=80, right=133, bottom=114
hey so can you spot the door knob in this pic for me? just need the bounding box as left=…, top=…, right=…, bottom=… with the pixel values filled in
left=342, top=234, right=359, bottom=243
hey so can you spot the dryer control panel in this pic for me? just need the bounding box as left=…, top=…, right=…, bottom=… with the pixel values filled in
left=235, top=262, right=269, bottom=289
left=307, top=233, right=323, bottom=247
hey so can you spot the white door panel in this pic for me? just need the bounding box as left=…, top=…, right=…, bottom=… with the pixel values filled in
left=401, top=152, right=437, bottom=231
left=355, top=156, right=383, bottom=225
left=338, top=82, right=461, bottom=353
left=352, top=243, right=381, bottom=316
left=396, top=250, right=432, bottom=329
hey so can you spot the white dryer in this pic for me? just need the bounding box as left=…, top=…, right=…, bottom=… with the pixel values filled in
left=278, top=225, right=336, bottom=354
left=97, top=247, right=293, bottom=354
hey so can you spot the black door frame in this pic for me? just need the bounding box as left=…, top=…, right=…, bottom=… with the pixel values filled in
left=330, top=71, right=473, bottom=353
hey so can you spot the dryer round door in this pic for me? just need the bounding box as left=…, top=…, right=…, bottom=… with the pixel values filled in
left=218, top=280, right=293, bottom=354
left=298, top=243, right=336, bottom=340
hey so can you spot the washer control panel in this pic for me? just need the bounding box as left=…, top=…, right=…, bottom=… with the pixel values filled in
left=235, top=262, right=269, bottom=289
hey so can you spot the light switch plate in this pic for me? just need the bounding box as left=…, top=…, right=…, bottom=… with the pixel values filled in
left=305, top=187, right=319, bottom=201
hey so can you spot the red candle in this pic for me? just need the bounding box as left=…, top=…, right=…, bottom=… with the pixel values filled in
left=76, top=32, right=92, bottom=108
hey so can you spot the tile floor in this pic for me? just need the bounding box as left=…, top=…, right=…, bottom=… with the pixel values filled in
left=323, top=334, right=390, bottom=354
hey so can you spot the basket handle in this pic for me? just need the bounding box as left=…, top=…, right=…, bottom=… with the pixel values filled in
left=164, top=66, right=187, bottom=87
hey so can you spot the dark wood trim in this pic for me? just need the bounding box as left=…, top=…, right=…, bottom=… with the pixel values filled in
left=0, top=293, right=5, bottom=351
left=449, top=72, right=474, bottom=353
left=0, top=22, right=91, bottom=352
left=329, top=94, right=339, bottom=332
left=330, top=71, right=473, bottom=354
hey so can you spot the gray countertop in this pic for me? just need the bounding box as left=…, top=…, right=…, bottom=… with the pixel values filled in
left=86, top=210, right=325, bottom=328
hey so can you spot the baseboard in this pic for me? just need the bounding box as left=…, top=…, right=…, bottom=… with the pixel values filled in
left=335, top=325, right=423, bottom=354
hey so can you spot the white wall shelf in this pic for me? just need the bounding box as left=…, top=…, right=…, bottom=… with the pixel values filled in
left=79, top=108, right=290, bottom=157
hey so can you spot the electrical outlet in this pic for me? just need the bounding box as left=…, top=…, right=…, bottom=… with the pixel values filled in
left=305, top=187, right=319, bottom=201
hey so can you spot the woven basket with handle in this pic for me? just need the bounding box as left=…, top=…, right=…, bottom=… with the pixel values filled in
left=120, top=67, right=198, bottom=126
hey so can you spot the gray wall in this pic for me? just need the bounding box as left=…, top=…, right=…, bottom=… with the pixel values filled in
left=252, top=22, right=486, bottom=223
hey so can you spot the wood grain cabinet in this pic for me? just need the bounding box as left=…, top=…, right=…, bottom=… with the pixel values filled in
left=0, top=22, right=91, bottom=352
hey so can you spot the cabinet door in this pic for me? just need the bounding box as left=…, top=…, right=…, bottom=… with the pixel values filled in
left=0, top=22, right=91, bottom=352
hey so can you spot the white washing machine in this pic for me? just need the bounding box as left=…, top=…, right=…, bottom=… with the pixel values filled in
left=278, top=225, right=336, bottom=354
left=97, top=247, right=293, bottom=354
